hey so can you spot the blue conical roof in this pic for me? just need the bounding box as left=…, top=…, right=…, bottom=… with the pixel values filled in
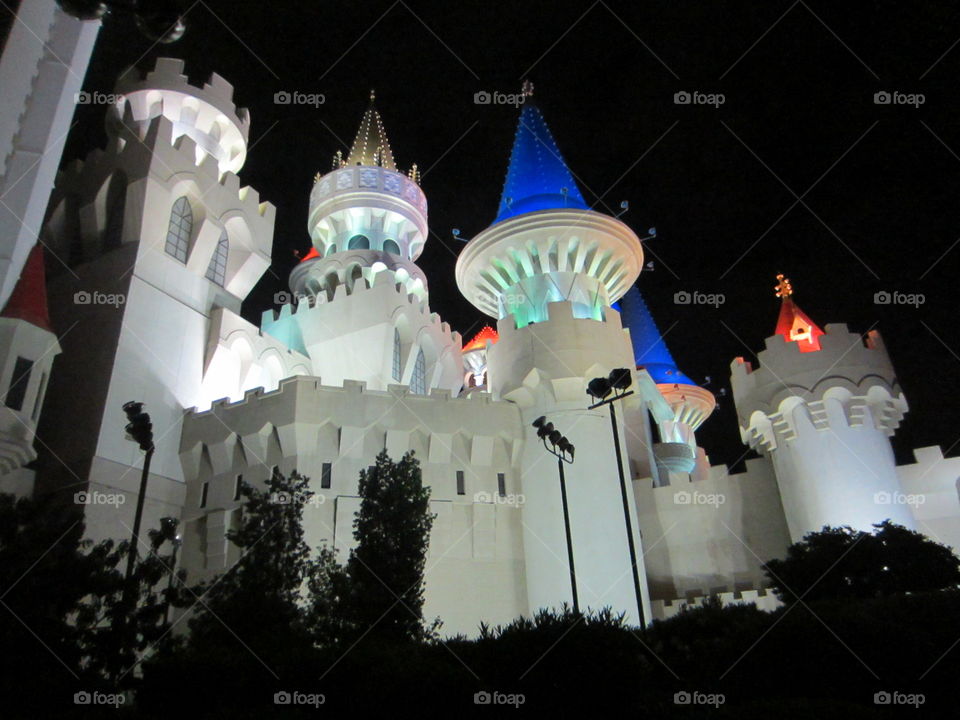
left=617, top=286, right=693, bottom=385
left=493, top=100, right=589, bottom=225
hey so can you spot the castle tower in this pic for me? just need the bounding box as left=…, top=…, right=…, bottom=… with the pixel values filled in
left=37, top=58, right=274, bottom=542
left=0, top=244, right=61, bottom=492
left=731, top=275, right=914, bottom=542
left=618, top=286, right=715, bottom=479
left=263, top=91, right=462, bottom=394
left=456, top=86, right=652, bottom=624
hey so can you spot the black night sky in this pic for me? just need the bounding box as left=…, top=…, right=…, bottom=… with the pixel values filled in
left=62, top=1, right=960, bottom=469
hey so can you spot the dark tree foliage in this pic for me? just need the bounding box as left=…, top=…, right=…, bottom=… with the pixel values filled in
left=174, top=471, right=322, bottom=664
left=0, top=491, right=181, bottom=717
left=339, top=450, right=436, bottom=646
left=75, top=515, right=183, bottom=682
left=764, top=521, right=960, bottom=605
left=139, top=470, right=344, bottom=717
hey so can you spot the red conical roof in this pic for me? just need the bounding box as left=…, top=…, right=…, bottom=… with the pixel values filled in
left=299, top=246, right=321, bottom=263
left=1, top=244, right=52, bottom=332
left=462, top=325, right=499, bottom=353
left=773, top=274, right=822, bottom=353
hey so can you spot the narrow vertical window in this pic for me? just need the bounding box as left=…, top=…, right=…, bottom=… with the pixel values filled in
left=199, top=482, right=209, bottom=508
left=31, top=372, right=48, bottom=420
left=205, top=230, right=228, bottom=286
left=456, top=470, right=465, bottom=496
left=164, top=196, right=192, bottom=262
left=5, top=357, right=33, bottom=412
left=321, top=462, right=332, bottom=489
left=411, top=348, right=426, bottom=395
left=233, top=475, right=243, bottom=502
left=497, top=472, right=506, bottom=497
left=392, top=328, right=402, bottom=381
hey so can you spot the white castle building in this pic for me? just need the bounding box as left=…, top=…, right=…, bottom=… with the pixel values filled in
left=3, top=56, right=960, bottom=635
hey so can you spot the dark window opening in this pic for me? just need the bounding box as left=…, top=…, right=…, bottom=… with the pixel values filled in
left=6, top=357, right=33, bottom=412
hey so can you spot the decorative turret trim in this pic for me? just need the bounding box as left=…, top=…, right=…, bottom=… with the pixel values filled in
left=741, top=387, right=909, bottom=452
left=656, top=383, right=716, bottom=431
left=456, top=209, right=643, bottom=320
left=345, top=90, right=397, bottom=170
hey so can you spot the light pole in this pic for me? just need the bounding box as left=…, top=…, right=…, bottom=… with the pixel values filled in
left=122, top=401, right=154, bottom=584
left=532, top=416, right=578, bottom=615
left=587, top=368, right=646, bottom=626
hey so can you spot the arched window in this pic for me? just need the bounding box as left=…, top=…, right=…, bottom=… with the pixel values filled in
left=411, top=348, right=426, bottom=394
left=392, top=328, right=402, bottom=381
left=205, top=230, right=228, bottom=286
left=382, top=238, right=400, bottom=255
left=348, top=234, right=369, bottom=250
left=164, top=196, right=192, bottom=262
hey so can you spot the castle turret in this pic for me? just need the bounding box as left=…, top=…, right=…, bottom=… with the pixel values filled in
left=38, top=57, right=274, bottom=543
left=731, top=275, right=913, bottom=542
left=0, top=244, right=60, bottom=489
left=264, top=91, right=462, bottom=394
left=456, top=85, right=651, bottom=624
left=618, top=286, right=715, bottom=477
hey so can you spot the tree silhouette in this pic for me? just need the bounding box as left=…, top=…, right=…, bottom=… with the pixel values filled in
left=340, top=450, right=436, bottom=646
left=764, top=521, right=960, bottom=605
left=0, top=490, right=181, bottom=715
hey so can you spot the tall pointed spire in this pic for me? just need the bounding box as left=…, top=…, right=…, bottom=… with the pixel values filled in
left=345, top=89, right=396, bottom=170
left=493, top=84, right=588, bottom=225
left=618, top=286, right=692, bottom=384
left=1, top=244, right=52, bottom=332
left=773, top=274, right=824, bottom=352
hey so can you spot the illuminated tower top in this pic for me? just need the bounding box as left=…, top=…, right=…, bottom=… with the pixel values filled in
left=493, top=82, right=588, bottom=224
left=456, top=85, right=643, bottom=325
left=345, top=90, right=396, bottom=170
left=773, top=274, right=824, bottom=353
left=296, top=92, right=428, bottom=302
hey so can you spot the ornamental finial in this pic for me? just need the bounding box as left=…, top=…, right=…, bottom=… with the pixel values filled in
left=369, top=88, right=376, bottom=103
left=521, top=79, right=534, bottom=97
left=774, top=273, right=793, bottom=299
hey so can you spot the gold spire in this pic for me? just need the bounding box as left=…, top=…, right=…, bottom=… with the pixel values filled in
left=774, top=273, right=793, bottom=299
left=345, top=90, right=396, bottom=170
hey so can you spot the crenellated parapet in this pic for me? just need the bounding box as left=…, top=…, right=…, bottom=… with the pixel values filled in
left=180, top=374, right=522, bottom=480
left=263, top=269, right=462, bottom=394
left=652, top=590, right=782, bottom=621
left=731, top=323, right=905, bottom=439
left=109, top=57, right=250, bottom=175
left=486, top=300, right=637, bottom=406
left=289, top=248, right=428, bottom=302
left=45, top=109, right=273, bottom=301
left=197, top=306, right=311, bottom=410
left=741, top=386, right=908, bottom=453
